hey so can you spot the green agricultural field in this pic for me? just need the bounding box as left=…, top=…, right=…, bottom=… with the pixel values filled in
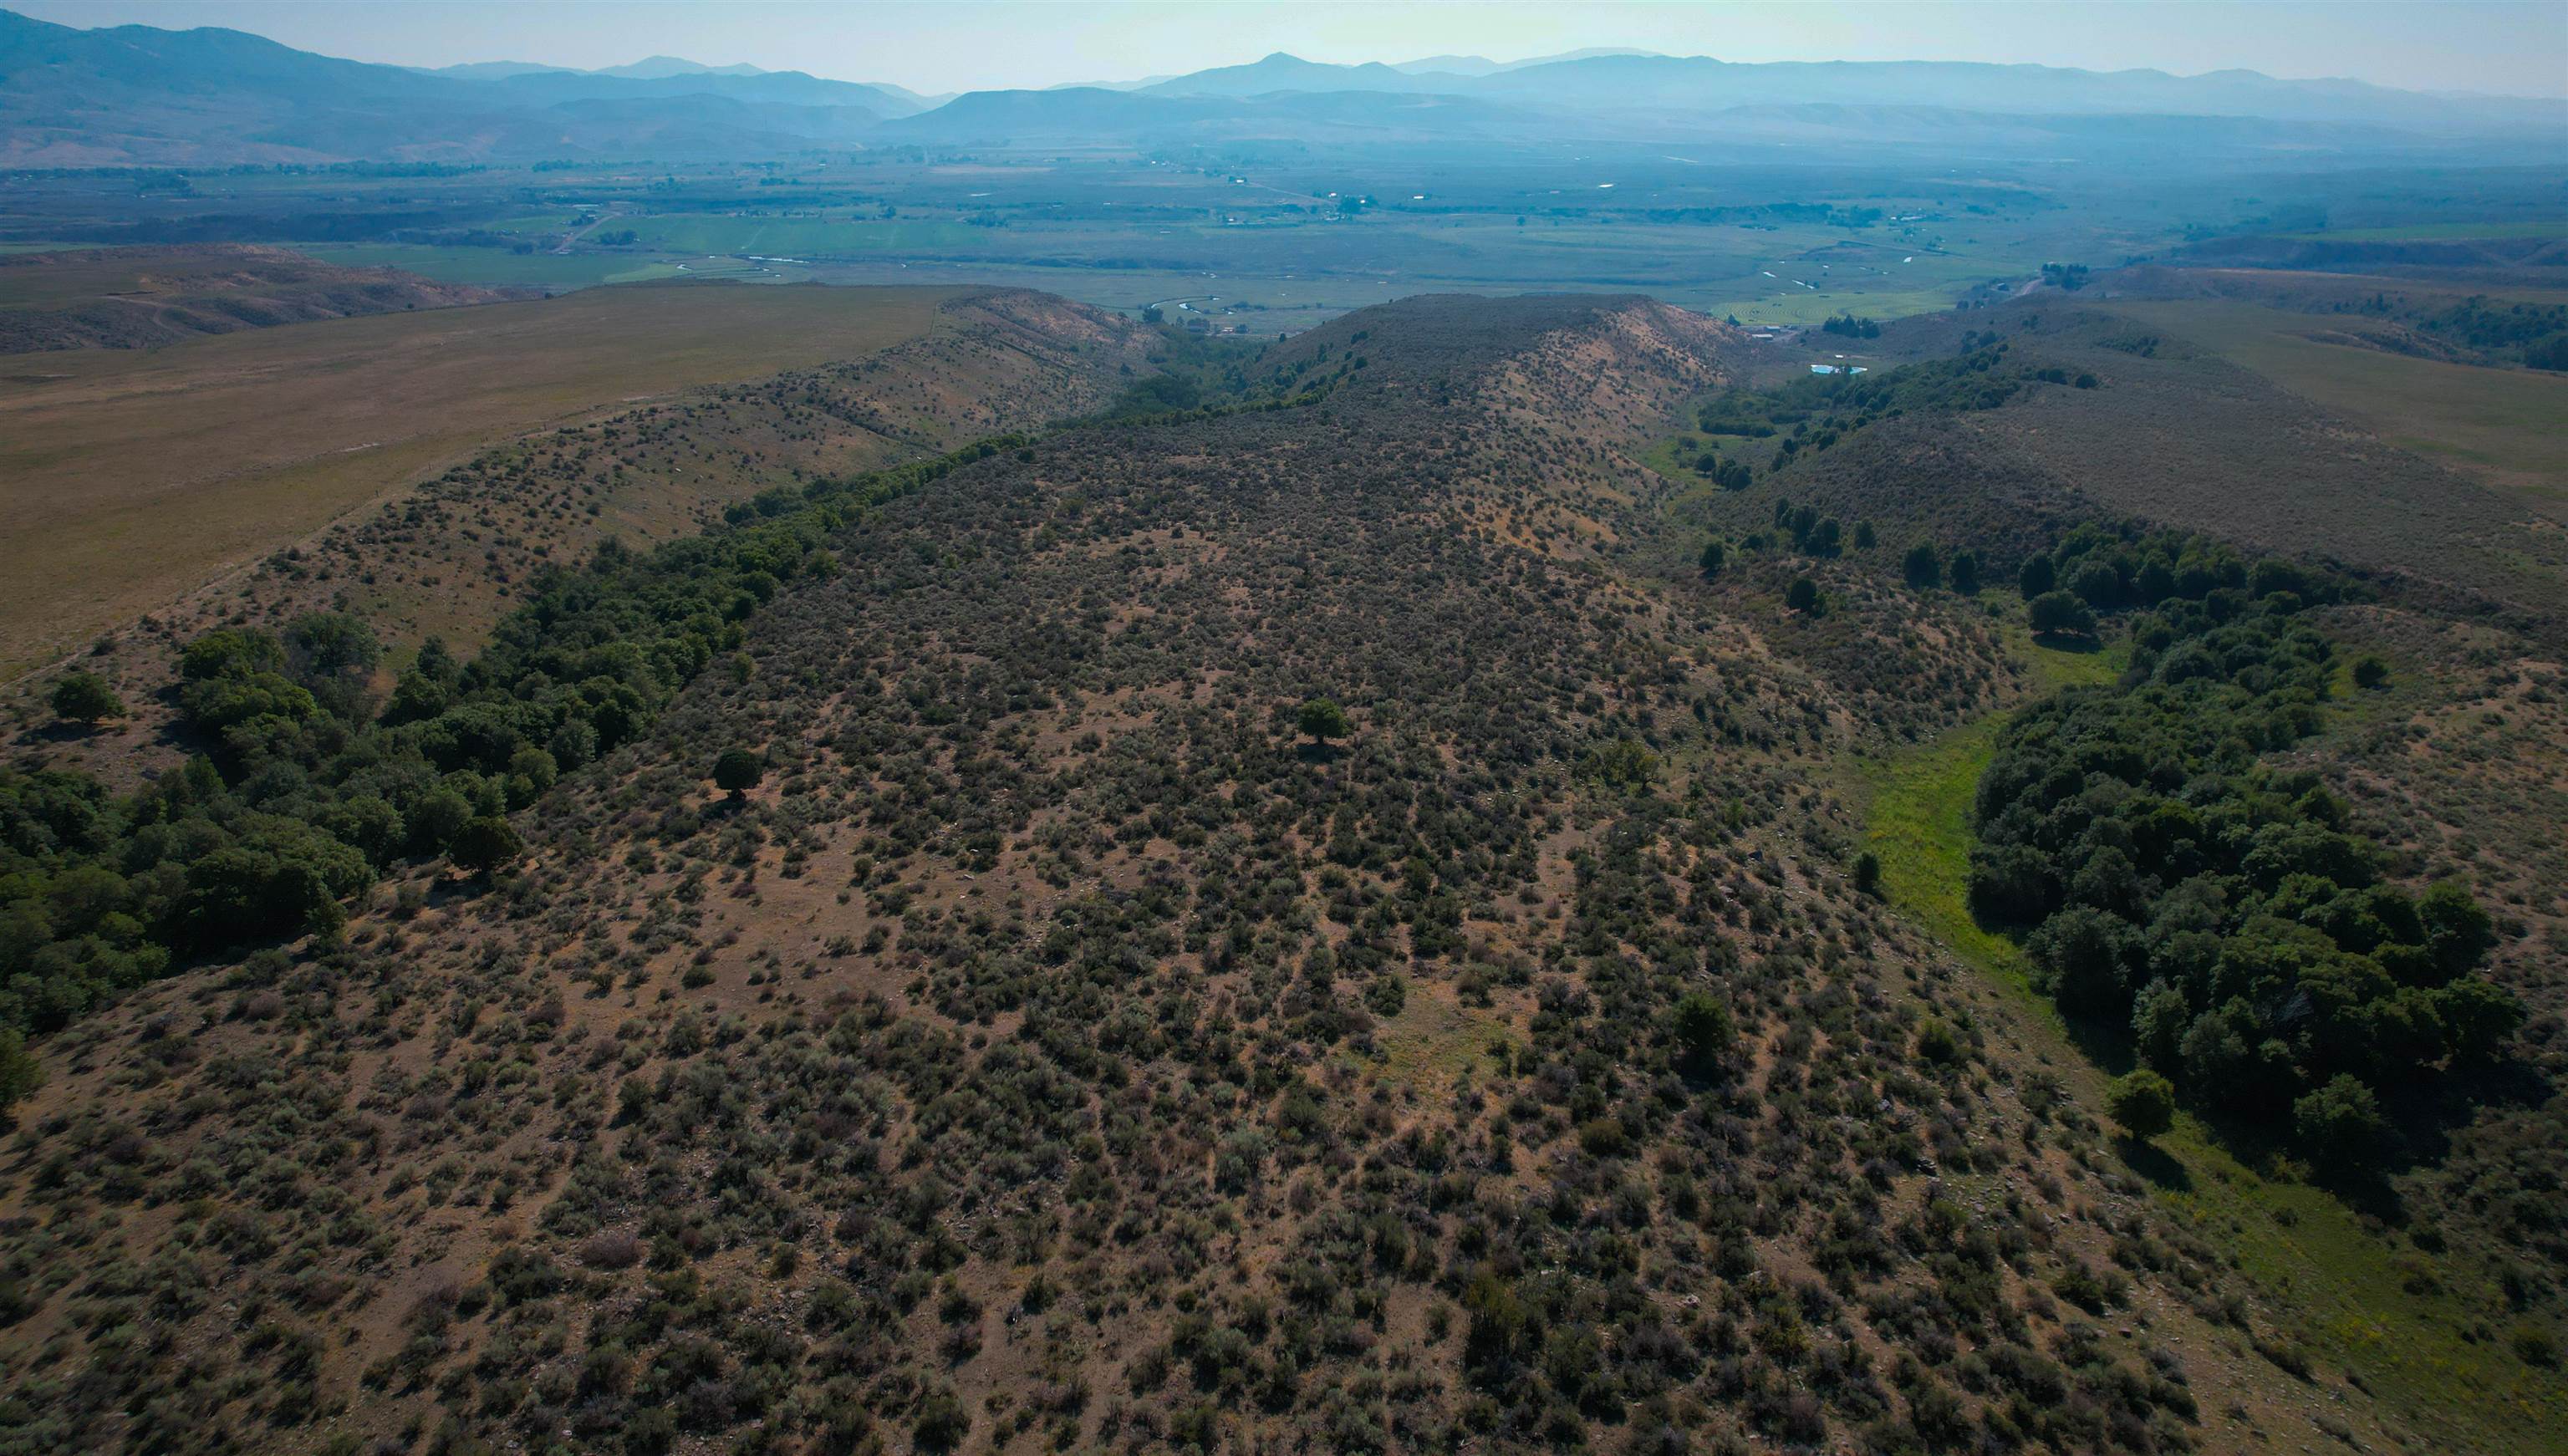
left=273, top=176, right=2073, bottom=328
left=619, top=213, right=982, bottom=257
left=0, top=282, right=959, bottom=679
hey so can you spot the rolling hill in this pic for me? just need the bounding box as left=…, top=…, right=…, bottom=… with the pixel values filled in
left=3, top=288, right=2560, bottom=1453
left=0, top=243, right=513, bottom=352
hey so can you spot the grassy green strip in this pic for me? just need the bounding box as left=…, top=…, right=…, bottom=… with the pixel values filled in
left=1860, top=634, right=2565, bottom=1454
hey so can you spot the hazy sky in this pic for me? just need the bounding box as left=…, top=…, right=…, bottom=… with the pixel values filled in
left=17, top=1, right=2566, bottom=98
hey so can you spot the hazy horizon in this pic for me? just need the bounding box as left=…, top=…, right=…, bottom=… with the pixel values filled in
left=12, top=0, right=2568, bottom=100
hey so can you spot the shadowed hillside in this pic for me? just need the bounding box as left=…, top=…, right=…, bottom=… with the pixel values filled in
left=0, top=244, right=514, bottom=352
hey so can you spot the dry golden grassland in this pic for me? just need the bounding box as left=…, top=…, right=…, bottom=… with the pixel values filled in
left=0, top=281, right=957, bottom=677
left=2098, top=298, right=2568, bottom=508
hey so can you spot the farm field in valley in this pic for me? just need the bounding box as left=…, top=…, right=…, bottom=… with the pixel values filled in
left=0, top=280, right=955, bottom=677
left=2096, top=298, right=2568, bottom=507
left=285, top=242, right=695, bottom=290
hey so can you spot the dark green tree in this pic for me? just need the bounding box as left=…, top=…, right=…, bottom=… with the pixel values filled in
left=1949, top=550, right=1980, bottom=595
left=2026, top=905, right=2129, bottom=1018
left=1851, top=851, right=1882, bottom=896
left=1785, top=577, right=1822, bottom=614
left=450, top=815, right=524, bottom=877
left=713, top=748, right=765, bottom=798
left=2294, top=1074, right=2387, bottom=1170
left=1903, top=542, right=1942, bottom=590
left=2351, top=655, right=2389, bottom=690
left=0, top=1026, right=42, bottom=1112
left=407, top=788, right=474, bottom=854
left=50, top=672, right=125, bottom=726
left=1462, top=1269, right=1528, bottom=1377
left=1698, top=539, right=1725, bottom=579
left=2132, top=980, right=2192, bottom=1070
left=2438, top=977, right=2525, bottom=1065
left=2019, top=555, right=2056, bottom=598
left=1671, top=991, right=1735, bottom=1072
left=2026, top=590, right=2097, bottom=639
left=2105, top=1070, right=2176, bottom=1142
left=1297, top=698, right=1351, bottom=744
left=2067, top=557, right=2122, bottom=609
left=287, top=612, right=382, bottom=680
left=2417, top=881, right=2496, bottom=980
left=179, top=627, right=283, bottom=682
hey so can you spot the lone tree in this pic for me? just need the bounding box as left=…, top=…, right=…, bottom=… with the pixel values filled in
left=1297, top=698, right=1350, bottom=745
left=50, top=671, right=125, bottom=727
left=1852, top=851, right=1882, bottom=896
left=1672, top=991, right=1735, bottom=1073
left=2352, top=655, right=2390, bottom=690
left=713, top=747, right=765, bottom=799
left=1785, top=577, right=1822, bottom=614
left=2027, top=589, right=2097, bottom=639
left=2105, top=1070, right=2176, bottom=1143
left=1903, top=542, right=1943, bottom=591
left=1698, top=539, right=1725, bottom=579
left=450, top=815, right=524, bottom=878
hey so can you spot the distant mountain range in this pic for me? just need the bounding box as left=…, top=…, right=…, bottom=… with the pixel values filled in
left=3, top=8, right=2559, bottom=165
left=1130, top=48, right=2559, bottom=130
left=424, top=56, right=769, bottom=81
left=0, top=9, right=925, bottom=165
left=418, top=53, right=945, bottom=105
left=1388, top=48, right=1657, bottom=77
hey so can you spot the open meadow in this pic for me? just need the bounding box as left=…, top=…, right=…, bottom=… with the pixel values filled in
left=0, top=281, right=955, bottom=677
left=2097, top=298, right=2568, bottom=508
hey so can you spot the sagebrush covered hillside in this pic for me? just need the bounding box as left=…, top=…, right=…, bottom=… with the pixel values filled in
left=5, top=294, right=2481, bottom=1456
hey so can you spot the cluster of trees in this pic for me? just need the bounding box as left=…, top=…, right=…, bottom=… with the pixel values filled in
left=1090, top=333, right=1343, bottom=426
left=1669, top=436, right=1755, bottom=490
left=1747, top=497, right=1978, bottom=603
left=1818, top=313, right=1882, bottom=339
left=0, top=435, right=1028, bottom=1078
left=1694, top=344, right=2059, bottom=471
left=2015, top=522, right=2334, bottom=642
left=2415, top=295, right=2568, bottom=369
left=0, top=613, right=404, bottom=1037
left=1903, top=541, right=1979, bottom=594
left=1969, top=585, right=2516, bottom=1168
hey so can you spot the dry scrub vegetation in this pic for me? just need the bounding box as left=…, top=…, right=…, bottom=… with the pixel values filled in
left=7, top=293, right=2509, bottom=1456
